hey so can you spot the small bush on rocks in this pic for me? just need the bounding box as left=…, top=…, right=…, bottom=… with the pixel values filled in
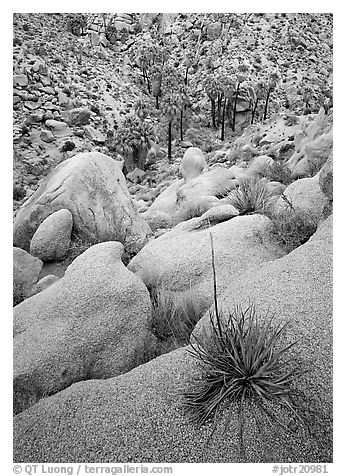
left=65, top=14, right=88, bottom=36
left=267, top=206, right=318, bottom=252
left=151, top=287, right=204, bottom=353
left=263, top=160, right=293, bottom=185
left=306, top=156, right=328, bottom=178
left=226, top=177, right=276, bottom=215
left=181, top=236, right=308, bottom=451
left=183, top=304, right=305, bottom=428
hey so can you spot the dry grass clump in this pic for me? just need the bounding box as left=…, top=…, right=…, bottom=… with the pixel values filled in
left=226, top=176, right=277, bottom=215
left=265, top=195, right=318, bottom=252
left=183, top=304, right=305, bottom=428
left=262, top=160, right=293, bottom=185
left=151, top=287, right=205, bottom=352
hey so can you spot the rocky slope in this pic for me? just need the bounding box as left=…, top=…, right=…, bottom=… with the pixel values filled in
left=13, top=13, right=332, bottom=215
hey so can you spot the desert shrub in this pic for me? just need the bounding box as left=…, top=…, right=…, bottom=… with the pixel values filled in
left=65, top=14, right=88, bottom=36
left=278, top=142, right=295, bottom=161
left=179, top=232, right=310, bottom=451
left=13, top=283, right=27, bottom=307
left=13, top=183, right=26, bottom=201
left=284, top=114, right=299, bottom=126
left=225, top=176, right=276, bottom=215
left=151, top=287, right=204, bottom=352
left=64, top=235, right=99, bottom=264
left=60, top=141, right=75, bottom=153
left=263, top=160, right=293, bottom=185
left=182, top=303, right=305, bottom=434
left=267, top=205, right=318, bottom=253
left=305, top=156, right=328, bottom=178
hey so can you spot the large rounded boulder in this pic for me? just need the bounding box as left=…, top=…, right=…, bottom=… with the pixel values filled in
left=29, top=208, right=73, bottom=261
left=13, top=152, right=152, bottom=254
left=129, top=214, right=285, bottom=314
left=179, top=147, right=207, bottom=183
left=273, top=173, right=328, bottom=222
left=13, top=241, right=156, bottom=414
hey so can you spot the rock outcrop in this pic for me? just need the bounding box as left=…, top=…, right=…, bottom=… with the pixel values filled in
left=273, top=173, right=328, bottom=222
left=129, top=214, right=285, bottom=313
left=14, top=241, right=156, bottom=414
left=143, top=165, right=242, bottom=230
left=13, top=152, right=152, bottom=254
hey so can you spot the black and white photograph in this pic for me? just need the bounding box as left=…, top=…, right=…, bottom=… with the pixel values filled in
left=8, top=4, right=339, bottom=474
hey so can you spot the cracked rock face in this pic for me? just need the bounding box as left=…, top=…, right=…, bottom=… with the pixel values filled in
left=13, top=151, right=152, bottom=254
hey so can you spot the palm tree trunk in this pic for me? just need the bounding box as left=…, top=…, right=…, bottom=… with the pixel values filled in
left=180, top=110, right=184, bottom=141
left=221, top=98, right=227, bottom=141
left=263, top=89, right=271, bottom=121
left=185, top=67, right=189, bottom=85
left=217, top=93, right=222, bottom=127
left=232, top=83, right=240, bottom=132
left=156, top=96, right=159, bottom=109
left=211, top=99, right=216, bottom=128
left=251, top=98, right=259, bottom=124
left=168, top=121, right=172, bottom=162
left=143, top=68, right=151, bottom=94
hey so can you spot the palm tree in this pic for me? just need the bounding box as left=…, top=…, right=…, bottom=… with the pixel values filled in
left=163, top=95, right=180, bottom=161
left=231, top=64, right=248, bottom=132
left=263, top=72, right=280, bottom=121
left=251, top=80, right=266, bottom=124
left=203, top=74, right=220, bottom=128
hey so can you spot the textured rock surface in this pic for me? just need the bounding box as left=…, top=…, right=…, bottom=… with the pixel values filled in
left=13, top=247, right=43, bottom=305
left=129, top=214, right=285, bottom=313
left=13, top=152, right=152, bottom=254
left=28, top=274, right=60, bottom=297
left=13, top=218, right=332, bottom=464
left=179, top=147, right=207, bottom=183
left=274, top=174, right=328, bottom=222
left=13, top=241, right=156, bottom=414
left=319, top=154, right=333, bottom=201
left=144, top=166, right=242, bottom=228
left=30, top=209, right=73, bottom=261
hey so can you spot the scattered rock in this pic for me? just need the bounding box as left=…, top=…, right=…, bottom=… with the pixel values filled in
left=83, top=125, right=106, bottom=144
left=40, top=130, right=55, bottom=143
left=45, top=119, right=72, bottom=138
left=63, top=107, right=91, bottom=126
left=126, top=167, right=146, bottom=184
left=13, top=74, right=28, bottom=87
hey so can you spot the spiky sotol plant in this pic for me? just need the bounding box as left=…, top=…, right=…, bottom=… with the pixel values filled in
left=181, top=233, right=308, bottom=450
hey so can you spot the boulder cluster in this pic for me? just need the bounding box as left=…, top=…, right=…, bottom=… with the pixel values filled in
left=13, top=13, right=333, bottom=464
